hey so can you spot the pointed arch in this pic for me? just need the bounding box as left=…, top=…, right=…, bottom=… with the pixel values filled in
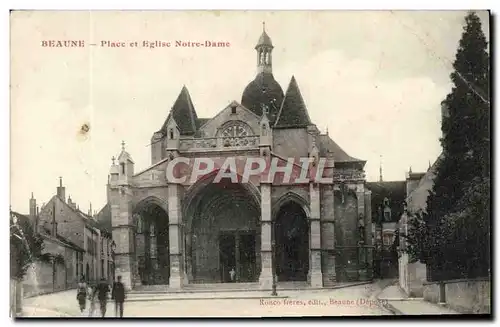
left=272, top=191, right=311, bottom=220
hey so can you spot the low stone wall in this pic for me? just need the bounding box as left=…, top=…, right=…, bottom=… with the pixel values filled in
left=423, top=282, right=440, bottom=303
left=423, top=278, right=491, bottom=314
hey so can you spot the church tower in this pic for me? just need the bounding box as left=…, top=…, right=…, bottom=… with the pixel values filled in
left=242, top=23, right=284, bottom=121
left=256, top=22, right=273, bottom=74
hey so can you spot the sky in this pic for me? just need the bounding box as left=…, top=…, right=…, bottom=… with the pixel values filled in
left=10, top=10, right=490, bottom=214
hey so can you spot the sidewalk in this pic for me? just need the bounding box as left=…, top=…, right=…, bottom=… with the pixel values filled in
left=19, top=306, right=72, bottom=318
left=377, top=284, right=460, bottom=315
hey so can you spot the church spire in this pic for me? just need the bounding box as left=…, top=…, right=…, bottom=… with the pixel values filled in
left=379, top=155, right=383, bottom=182
left=255, top=22, right=273, bottom=74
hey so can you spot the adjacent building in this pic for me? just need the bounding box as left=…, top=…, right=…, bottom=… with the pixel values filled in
left=27, top=179, right=114, bottom=290
left=366, top=179, right=406, bottom=279
left=12, top=210, right=84, bottom=297
left=397, top=159, right=441, bottom=297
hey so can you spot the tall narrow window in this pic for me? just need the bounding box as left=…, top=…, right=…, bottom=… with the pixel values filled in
left=121, top=163, right=125, bottom=174
left=169, top=129, right=174, bottom=140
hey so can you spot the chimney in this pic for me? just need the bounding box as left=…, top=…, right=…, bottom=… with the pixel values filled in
left=67, top=195, right=77, bottom=210
left=57, top=177, right=66, bottom=202
left=29, top=192, right=36, bottom=219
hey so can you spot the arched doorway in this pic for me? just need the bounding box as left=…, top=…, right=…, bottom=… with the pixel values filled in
left=275, top=201, right=309, bottom=281
left=134, top=201, right=170, bottom=285
left=186, top=178, right=261, bottom=283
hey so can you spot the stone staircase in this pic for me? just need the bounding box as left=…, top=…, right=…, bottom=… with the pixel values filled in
left=125, top=281, right=368, bottom=302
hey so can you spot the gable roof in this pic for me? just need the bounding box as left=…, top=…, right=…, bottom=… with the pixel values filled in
left=317, top=134, right=364, bottom=163
left=161, top=86, right=199, bottom=135
left=274, top=76, right=312, bottom=128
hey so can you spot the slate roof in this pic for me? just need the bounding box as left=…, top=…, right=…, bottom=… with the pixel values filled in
left=241, top=72, right=284, bottom=123
left=161, top=86, right=199, bottom=136
left=366, top=181, right=407, bottom=223
left=274, top=76, right=312, bottom=129
left=94, top=203, right=112, bottom=234
left=255, top=30, right=273, bottom=49
left=317, top=134, right=364, bottom=163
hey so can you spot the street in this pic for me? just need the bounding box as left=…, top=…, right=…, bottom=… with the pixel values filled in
left=21, top=283, right=393, bottom=317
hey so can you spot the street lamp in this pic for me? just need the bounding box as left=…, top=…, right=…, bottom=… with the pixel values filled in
left=271, top=217, right=278, bottom=296
left=271, top=239, right=277, bottom=296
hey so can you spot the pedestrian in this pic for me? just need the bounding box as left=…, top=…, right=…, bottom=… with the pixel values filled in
left=96, top=278, right=110, bottom=317
left=76, top=278, right=87, bottom=314
left=111, top=275, right=126, bottom=318
left=88, top=283, right=97, bottom=317
left=229, top=267, right=236, bottom=282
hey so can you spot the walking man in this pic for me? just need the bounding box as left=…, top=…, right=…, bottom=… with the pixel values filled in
left=111, top=275, right=126, bottom=318
left=96, top=278, right=110, bottom=317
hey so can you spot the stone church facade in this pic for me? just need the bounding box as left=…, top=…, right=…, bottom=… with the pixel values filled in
left=107, top=28, right=373, bottom=290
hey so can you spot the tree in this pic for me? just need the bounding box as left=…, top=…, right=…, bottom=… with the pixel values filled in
left=406, top=12, right=490, bottom=280
left=10, top=210, right=52, bottom=316
left=10, top=211, right=47, bottom=281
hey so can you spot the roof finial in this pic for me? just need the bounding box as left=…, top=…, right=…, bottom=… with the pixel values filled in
left=112, top=156, right=116, bottom=165
left=379, top=155, right=383, bottom=182
left=409, top=166, right=413, bottom=174
left=31, top=192, right=34, bottom=199
left=263, top=21, right=265, bottom=32
left=59, top=177, right=62, bottom=187
left=428, top=160, right=432, bottom=170
left=121, top=140, right=125, bottom=151
left=326, top=126, right=329, bottom=136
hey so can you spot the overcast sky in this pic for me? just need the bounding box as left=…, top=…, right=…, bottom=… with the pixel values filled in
left=10, top=10, right=490, bottom=214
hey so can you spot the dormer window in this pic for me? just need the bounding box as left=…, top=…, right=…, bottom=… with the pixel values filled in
left=169, top=129, right=174, bottom=140
left=231, top=105, right=237, bottom=114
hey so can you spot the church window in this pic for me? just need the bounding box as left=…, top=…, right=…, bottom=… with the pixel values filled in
left=121, top=163, right=125, bottom=175
left=136, top=214, right=143, bottom=234
left=262, top=124, right=267, bottom=136
left=219, top=121, right=253, bottom=147
left=169, top=129, right=174, bottom=140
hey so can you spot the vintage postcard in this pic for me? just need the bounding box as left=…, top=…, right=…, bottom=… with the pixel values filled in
left=9, top=10, right=491, bottom=318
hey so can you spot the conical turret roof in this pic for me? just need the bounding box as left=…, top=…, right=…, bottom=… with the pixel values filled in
left=274, top=76, right=311, bottom=128
left=161, top=86, right=199, bottom=135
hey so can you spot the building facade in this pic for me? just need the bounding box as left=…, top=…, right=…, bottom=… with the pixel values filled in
left=106, top=28, right=374, bottom=290
left=366, top=180, right=407, bottom=279
left=397, top=161, right=441, bottom=297
left=12, top=210, right=84, bottom=297
left=33, top=179, right=114, bottom=285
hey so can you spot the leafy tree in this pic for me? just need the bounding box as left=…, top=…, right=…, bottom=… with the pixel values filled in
left=10, top=211, right=48, bottom=281
left=406, top=12, right=490, bottom=280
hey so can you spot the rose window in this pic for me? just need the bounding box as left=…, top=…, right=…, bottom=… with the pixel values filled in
left=219, top=122, right=253, bottom=147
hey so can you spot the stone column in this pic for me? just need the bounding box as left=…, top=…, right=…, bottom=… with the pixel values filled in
left=168, top=183, right=184, bottom=288
left=356, top=185, right=368, bottom=281
left=111, top=186, right=135, bottom=291
left=309, top=183, right=323, bottom=287
left=259, top=182, right=273, bottom=289
left=364, top=190, right=373, bottom=280
left=321, top=184, right=336, bottom=286
left=185, top=233, right=193, bottom=281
